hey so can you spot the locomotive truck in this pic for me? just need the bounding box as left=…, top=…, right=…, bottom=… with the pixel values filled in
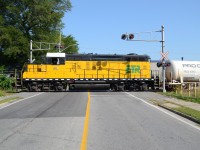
left=20, top=53, right=155, bottom=91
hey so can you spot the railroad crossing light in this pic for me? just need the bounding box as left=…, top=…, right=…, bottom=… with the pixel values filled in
left=157, top=62, right=162, bottom=68
left=121, top=34, right=127, bottom=40
left=157, top=62, right=171, bottom=68
left=165, top=62, right=171, bottom=67
left=54, top=45, right=64, bottom=49
left=129, top=34, right=134, bottom=40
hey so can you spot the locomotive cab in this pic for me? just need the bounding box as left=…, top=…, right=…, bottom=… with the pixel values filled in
left=46, top=53, right=65, bottom=65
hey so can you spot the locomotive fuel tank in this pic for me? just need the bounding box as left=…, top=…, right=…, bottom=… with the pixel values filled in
left=166, top=60, right=200, bottom=82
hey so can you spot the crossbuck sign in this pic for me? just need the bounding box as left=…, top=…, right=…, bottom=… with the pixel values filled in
left=160, top=51, right=169, bottom=60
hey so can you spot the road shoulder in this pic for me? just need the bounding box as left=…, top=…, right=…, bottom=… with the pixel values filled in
left=149, top=92, right=200, bottom=124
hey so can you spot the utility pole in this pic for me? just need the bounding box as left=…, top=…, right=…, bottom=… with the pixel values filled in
left=58, top=31, right=62, bottom=52
left=30, top=40, right=33, bottom=63
left=161, top=25, right=166, bottom=92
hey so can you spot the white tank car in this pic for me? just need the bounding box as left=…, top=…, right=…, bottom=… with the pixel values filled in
left=166, top=60, right=200, bottom=83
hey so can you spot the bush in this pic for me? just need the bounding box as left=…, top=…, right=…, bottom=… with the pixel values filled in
left=0, top=75, right=14, bottom=90
left=0, top=65, right=5, bottom=70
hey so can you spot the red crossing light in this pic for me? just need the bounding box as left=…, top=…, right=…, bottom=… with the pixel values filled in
left=129, top=34, right=134, bottom=40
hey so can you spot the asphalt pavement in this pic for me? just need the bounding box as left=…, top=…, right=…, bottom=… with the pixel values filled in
left=0, top=91, right=200, bottom=150
left=0, top=92, right=88, bottom=150
left=87, top=92, right=200, bottom=150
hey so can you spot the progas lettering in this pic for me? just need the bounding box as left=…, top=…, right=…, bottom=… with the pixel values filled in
left=182, top=64, right=200, bottom=68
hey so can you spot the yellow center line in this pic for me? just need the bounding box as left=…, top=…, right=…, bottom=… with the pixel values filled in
left=80, top=91, right=91, bottom=150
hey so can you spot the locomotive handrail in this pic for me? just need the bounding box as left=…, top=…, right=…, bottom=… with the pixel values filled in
left=21, top=62, right=27, bottom=73
left=75, top=68, right=128, bottom=79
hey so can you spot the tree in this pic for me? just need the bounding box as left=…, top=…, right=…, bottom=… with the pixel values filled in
left=30, top=34, right=79, bottom=64
left=0, top=0, right=73, bottom=67
left=61, top=35, right=79, bottom=53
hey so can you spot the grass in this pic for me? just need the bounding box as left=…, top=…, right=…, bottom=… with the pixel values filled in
left=161, top=92, right=200, bottom=104
left=0, top=89, right=19, bottom=96
left=0, top=90, right=6, bottom=96
left=151, top=99, right=200, bottom=122
left=173, top=106, right=200, bottom=121
left=0, top=89, right=21, bottom=105
left=0, top=97, right=22, bottom=105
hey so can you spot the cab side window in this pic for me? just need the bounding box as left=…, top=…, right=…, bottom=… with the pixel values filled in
left=47, top=57, right=65, bottom=65
left=52, top=58, right=58, bottom=65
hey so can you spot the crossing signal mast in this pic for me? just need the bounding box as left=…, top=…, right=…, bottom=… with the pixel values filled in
left=121, top=25, right=167, bottom=93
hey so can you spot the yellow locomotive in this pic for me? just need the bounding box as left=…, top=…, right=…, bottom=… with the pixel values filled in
left=22, top=53, right=154, bottom=91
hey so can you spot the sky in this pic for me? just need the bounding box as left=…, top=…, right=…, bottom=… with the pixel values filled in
left=62, top=0, right=200, bottom=61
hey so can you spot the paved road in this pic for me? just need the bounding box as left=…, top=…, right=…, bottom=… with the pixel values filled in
left=0, top=92, right=88, bottom=150
left=0, top=91, right=200, bottom=150
left=88, top=92, right=200, bottom=150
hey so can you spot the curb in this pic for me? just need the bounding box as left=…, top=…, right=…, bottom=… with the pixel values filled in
left=157, top=104, right=200, bottom=125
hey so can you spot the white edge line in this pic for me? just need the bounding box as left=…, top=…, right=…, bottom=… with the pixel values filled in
left=0, top=92, right=44, bottom=110
left=125, top=92, right=200, bottom=131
